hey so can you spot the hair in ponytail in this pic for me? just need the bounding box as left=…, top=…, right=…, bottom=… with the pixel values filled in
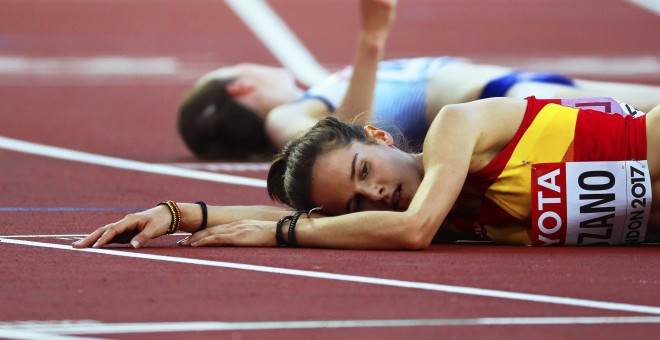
left=267, top=116, right=373, bottom=211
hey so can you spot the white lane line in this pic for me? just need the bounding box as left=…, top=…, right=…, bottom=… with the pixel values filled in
left=626, top=0, right=660, bottom=15
left=0, top=136, right=266, bottom=188
left=2, top=317, right=660, bottom=335
left=0, top=56, right=178, bottom=77
left=479, top=56, right=660, bottom=76
left=3, top=238, right=660, bottom=316
left=166, top=162, right=271, bottom=172
left=224, top=0, right=329, bottom=86
left=0, top=233, right=187, bottom=238
left=0, top=55, right=657, bottom=80
left=0, top=330, right=106, bottom=340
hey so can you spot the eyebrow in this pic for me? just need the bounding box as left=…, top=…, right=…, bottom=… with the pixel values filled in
left=346, top=153, right=358, bottom=213
left=350, top=153, right=358, bottom=181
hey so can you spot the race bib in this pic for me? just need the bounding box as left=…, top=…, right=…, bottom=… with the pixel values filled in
left=531, top=161, right=652, bottom=246
left=559, top=97, right=645, bottom=118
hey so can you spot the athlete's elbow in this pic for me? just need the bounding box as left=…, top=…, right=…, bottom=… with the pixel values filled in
left=398, top=232, right=432, bottom=250
left=397, top=218, right=434, bottom=250
left=399, top=235, right=431, bottom=250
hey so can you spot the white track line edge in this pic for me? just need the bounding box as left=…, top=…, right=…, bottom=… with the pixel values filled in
left=0, top=136, right=266, bottom=188
left=1, top=317, right=660, bottom=335
left=2, top=237, right=660, bottom=316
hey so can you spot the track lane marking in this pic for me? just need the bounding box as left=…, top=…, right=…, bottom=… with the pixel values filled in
left=165, top=162, right=271, bottom=172
left=0, top=330, right=106, bottom=340
left=224, top=0, right=329, bottom=86
left=0, top=136, right=266, bottom=188
left=2, top=238, right=660, bottom=316
left=0, top=207, right=146, bottom=212
left=1, top=317, right=660, bottom=335
left=0, top=56, right=179, bottom=77
left=626, top=0, right=660, bottom=15
left=0, top=55, right=657, bottom=79
left=0, top=233, right=187, bottom=239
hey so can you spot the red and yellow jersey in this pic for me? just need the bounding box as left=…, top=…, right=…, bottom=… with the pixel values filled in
left=460, top=97, right=647, bottom=245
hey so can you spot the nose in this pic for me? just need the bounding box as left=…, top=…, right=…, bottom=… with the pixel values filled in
left=361, top=183, right=384, bottom=199
left=359, top=184, right=389, bottom=210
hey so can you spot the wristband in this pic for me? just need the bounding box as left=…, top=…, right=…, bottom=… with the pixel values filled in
left=276, top=215, right=293, bottom=247
left=195, top=201, right=208, bottom=231
left=288, top=211, right=306, bottom=248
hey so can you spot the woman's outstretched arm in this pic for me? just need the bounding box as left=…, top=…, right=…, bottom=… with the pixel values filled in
left=72, top=204, right=294, bottom=249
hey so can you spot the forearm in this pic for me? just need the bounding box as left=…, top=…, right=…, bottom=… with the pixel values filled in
left=265, top=100, right=330, bottom=149
left=178, top=203, right=292, bottom=233
left=291, top=210, right=429, bottom=250
left=334, top=31, right=386, bottom=124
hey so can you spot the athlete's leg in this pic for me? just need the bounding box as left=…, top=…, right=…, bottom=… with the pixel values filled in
left=507, top=79, right=660, bottom=112
left=572, top=80, right=660, bottom=113
left=486, top=72, right=575, bottom=100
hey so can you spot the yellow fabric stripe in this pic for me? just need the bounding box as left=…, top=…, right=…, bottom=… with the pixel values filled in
left=485, top=104, right=578, bottom=220
left=484, top=224, right=532, bottom=245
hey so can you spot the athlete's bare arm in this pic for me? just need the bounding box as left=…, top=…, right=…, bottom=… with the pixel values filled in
left=333, top=0, right=396, bottom=125
left=265, top=0, right=397, bottom=149
left=264, top=99, right=330, bottom=149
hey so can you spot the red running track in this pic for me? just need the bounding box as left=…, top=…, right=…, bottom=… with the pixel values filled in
left=0, top=0, right=659, bottom=338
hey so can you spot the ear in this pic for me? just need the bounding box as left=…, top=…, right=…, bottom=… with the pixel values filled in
left=363, top=125, right=394, bottom=146
left=226, top=79, right=255, bottom=98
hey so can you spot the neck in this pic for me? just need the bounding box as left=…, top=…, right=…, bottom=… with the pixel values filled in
left=412, top=152, right=425, bottom=176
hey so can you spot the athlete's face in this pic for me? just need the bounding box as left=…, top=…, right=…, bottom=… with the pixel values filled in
left=310, top=133, right=423, bottom=216
left=235, top=63, right=299, bottom=92
left=200, top=64, right=303, bottom=118
left=201, top=63, right=296, bottom=90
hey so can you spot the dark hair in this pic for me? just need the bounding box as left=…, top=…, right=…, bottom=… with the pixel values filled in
left=177, top=78, right=275, bottom=160
left=267, top=116, right=374, bottom=211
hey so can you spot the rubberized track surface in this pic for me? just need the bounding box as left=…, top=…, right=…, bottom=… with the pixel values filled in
left=1, top=1, right=659, bottom=339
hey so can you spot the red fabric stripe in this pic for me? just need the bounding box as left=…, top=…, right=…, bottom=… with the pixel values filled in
left=572, top=109, right=647, bottom=162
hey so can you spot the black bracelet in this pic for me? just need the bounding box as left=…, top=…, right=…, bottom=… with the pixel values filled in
left=195, top=201, right=208, bottom=231
left=288, top=211, right=306, bottom=248
left=276, top=215, right=293, bottom=247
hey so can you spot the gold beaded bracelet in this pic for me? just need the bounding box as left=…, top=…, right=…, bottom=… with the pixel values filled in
left=158, top=200, right=181, bottom=234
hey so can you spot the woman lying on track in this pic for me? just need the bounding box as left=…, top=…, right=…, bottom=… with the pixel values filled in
left=178, top=0, right=660, bottom=159
left=73, top=96, right=660, bottom=250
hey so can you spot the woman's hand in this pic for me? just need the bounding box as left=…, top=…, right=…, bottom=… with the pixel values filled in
left=360, top=0, right=397, bottom=42
left=72, top=205, right=172, bottom=249
left=178, top=220, right=278, bottom=247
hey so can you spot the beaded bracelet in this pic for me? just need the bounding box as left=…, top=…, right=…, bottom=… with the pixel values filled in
left=158, top=200, right=181, bottom=234
left=287, top=210, right=307, bottom=248
left=275, top=215, right=293, bottom=247
left=170, top=201, right=181, bottom=234
left=195, top=201, right=208, bottom=231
